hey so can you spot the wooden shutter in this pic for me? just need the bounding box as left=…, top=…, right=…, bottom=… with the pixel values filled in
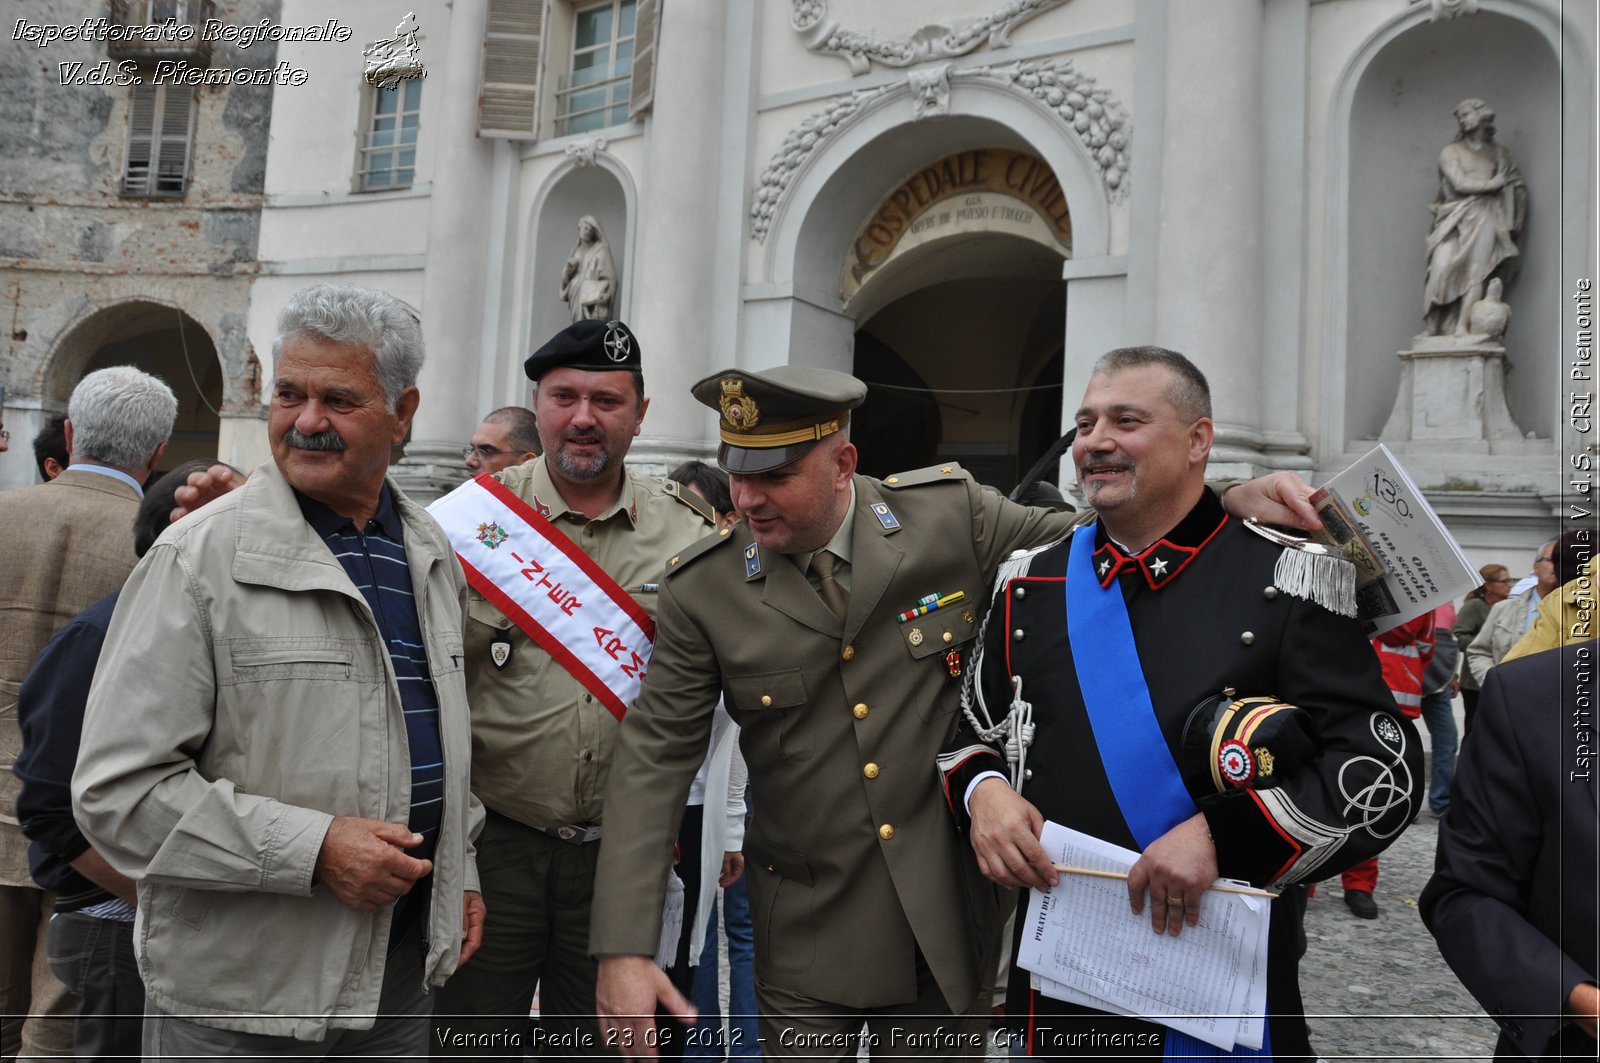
left=478, top=0, right=546, bottom=139
left=629, top=0, right=657, bottom=119
left=123, top=85, right=156, bottom=194
left=154, top=86, right=194, bottom=193
left=123, top=84, right=194, bottom=196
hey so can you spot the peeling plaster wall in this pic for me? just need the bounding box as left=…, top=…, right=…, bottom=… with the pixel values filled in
left=0, top=0, right=279, bottom=488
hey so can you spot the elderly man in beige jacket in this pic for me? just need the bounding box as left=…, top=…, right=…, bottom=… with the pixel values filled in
left=74, top=284, right=484, bottom=1059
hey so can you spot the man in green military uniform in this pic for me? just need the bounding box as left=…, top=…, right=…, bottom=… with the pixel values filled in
left=592, top=366, right=1322, bottom=1060
left=432, top=319, right=713, bottom=1057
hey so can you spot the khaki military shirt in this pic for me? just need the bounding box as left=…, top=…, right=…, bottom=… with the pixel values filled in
left=463, top=458, right=712, bottom=828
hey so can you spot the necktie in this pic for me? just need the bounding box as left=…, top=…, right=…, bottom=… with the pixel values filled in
left=811, top=550, right=848, bottom=620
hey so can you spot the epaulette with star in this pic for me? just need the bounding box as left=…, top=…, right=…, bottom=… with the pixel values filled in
left=879, top=463, right=973, bottom=489
left=1242, top=519, right=1358, bottom=618
left=662, top=525, right=736, bottom=578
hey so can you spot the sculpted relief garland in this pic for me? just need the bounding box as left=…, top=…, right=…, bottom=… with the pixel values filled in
left=791, top=0, right=1070, bottom=74
left=751, top=58, right=1130, bottom=241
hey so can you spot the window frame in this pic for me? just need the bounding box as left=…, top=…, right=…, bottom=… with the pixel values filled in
left=554, top=0, right=636, bottom=137
left=356, top=78, right=424, bottom=193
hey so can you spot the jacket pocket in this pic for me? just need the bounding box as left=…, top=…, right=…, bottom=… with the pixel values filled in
left=898, top=602, right=977, bottom=660
left=725, top=669, right=812, bottom=760
left=744, top=828, right=816, bottom=975
left=224, top=642, right=355, bottom=682
left=724, top=669, right=806, bottom=712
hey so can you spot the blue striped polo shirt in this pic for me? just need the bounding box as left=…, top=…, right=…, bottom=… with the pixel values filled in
left=297, top=486, right=445, bottom=879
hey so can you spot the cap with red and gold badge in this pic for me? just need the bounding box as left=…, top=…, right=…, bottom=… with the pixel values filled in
left=1180, top=691, right=1320, bottom=793
left=691, top=366, right=867, bottom=475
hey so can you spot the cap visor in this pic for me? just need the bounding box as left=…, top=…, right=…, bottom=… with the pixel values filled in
left=717, top=439, right=818, bottom=475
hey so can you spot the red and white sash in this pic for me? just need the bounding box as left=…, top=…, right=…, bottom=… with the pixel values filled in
left=428, top=474, right=655, bottom=722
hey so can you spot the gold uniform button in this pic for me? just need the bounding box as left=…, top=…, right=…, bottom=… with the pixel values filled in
left=886, top=476, right=900, bottom=485
left=942, top=631, right=954, bottom=644
left=842, top=644, right=856, bottom=661
left=878, top=824, right=895, bottom=840
left=863, top=762, right=880, bottom=779
left=720, top=528, right=731, bottom=537
left=760, top=695, right=773, bottom=707
left=853, top=703, right=869, bottom=719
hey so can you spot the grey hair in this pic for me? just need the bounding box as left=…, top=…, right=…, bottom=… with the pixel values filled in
left=66, top=366, right=178, bottom=469
left=272, top=284, right=424, bottom=410
left=1091, top=346, right=1212, bottom=422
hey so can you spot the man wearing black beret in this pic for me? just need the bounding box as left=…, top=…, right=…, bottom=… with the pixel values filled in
left=431, top=318, right=714, bottom=1057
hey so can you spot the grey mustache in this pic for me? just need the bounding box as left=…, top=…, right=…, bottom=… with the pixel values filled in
left=282, top=427, right=347, bottom=451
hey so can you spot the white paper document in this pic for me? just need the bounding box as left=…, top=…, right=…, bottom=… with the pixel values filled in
left=1015, top=821, right=1271, bottom=1052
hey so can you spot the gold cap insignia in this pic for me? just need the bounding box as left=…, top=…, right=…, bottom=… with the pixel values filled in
left=720, top=378, right=760, bottom=430
left=1253, top=747, right=1276, bottom=777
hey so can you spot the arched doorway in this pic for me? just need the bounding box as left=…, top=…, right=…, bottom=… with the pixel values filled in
left=844, top=149, right=1070, bottom=491
left=851, top=243, right=1065, bottom=489
left=48, top=301, right=223, bottom=477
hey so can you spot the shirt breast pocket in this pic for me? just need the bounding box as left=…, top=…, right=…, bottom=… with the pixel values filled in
left=465, top=596, right=550, bottom=677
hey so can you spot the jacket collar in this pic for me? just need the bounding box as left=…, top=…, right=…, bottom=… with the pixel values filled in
left=1092, top=488, right=1228, bottom=591
left=514, top=456, right=640, bottom=527
left=749, top=475, right=902, bottom=639
left=229, top=462, right=445, bottom=597
left=49, top=467, right=142, bottom=501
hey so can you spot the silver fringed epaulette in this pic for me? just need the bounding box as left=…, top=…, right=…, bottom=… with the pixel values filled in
left=1243, top=519, right=1358, bottom=618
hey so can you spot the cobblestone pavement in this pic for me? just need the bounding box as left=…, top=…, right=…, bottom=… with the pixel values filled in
left=970, top=805, right=1499, bottom=1061
left=1297, top=806, right=1499, bottom=1062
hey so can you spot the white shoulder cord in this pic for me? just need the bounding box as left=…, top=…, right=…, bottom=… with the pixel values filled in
left=960, top=545, right=1053, bottom=789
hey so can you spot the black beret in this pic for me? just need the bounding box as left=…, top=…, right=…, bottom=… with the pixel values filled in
left=524, top=319, right=641, bottom=381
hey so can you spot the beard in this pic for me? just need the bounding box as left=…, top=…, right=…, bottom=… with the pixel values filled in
left=551, top=431, right=614, bottom=481
left=282, top=427, right=347, bottom=451
left=1077, top=458, right=1136, bottom=508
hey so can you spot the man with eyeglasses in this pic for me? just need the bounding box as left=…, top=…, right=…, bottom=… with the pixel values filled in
left=464, top=406, right=541, bottom=475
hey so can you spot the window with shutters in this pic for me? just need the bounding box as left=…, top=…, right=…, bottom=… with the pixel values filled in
left=121, top=84, right=195, bottom=197
left=554, top=0, right=636, bottom=136
left=358, top=79, right=422, bottom=191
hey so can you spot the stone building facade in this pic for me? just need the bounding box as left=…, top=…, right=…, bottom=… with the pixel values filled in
left=5, top=0, right=1595, bottom=566
left=0, top=0, right=282, bottom=484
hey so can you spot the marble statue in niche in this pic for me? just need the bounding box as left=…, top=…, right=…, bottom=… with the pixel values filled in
left=560, top=215, right=617, bottom=323
left=1422, top=98, right=1525, bottom=338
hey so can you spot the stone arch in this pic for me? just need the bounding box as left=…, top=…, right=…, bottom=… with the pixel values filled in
left=745, top=70, right=1119, bottom=374
left=1320, top=0, right=1591, bottom=456
left=522, top=150, right=636, bottom=395
left=40, top=297, right=224, bottom=471
left=767, top=76, right=1113, bottom=284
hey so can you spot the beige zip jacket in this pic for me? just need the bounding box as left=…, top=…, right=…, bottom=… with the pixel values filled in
left=73, top=462, right=483, bottom=1040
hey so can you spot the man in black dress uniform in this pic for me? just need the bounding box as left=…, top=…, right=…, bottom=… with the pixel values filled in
left=938, top=346, right=1422, bottom=1060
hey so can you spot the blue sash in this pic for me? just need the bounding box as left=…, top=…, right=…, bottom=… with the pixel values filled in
left=1065, top=525, right=1272, bottom=1060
